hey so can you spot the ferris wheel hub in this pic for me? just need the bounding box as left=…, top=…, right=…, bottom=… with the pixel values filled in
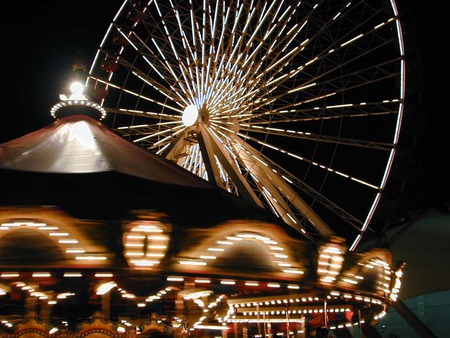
left=181, top=105, right=199, bottom=127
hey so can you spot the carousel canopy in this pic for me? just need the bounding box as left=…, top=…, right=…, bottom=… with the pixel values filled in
left=0, top=114, right=214, bottom=187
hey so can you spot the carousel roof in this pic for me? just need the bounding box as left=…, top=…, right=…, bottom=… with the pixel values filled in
left=0, top=114, right=214, bottom=187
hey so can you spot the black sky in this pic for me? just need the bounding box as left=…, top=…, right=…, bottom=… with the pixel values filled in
left=1, top=1, right=447, bottom=222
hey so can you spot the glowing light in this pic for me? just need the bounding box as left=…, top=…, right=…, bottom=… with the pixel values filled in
left=182, top=105, right=199, bottom=126
left=96, top=281, right=117, bottom=295
left=69, top=82, right=86, bottom=100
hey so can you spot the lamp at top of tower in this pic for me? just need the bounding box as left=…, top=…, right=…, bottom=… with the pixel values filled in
left=50, top=61, right=106, bottom=120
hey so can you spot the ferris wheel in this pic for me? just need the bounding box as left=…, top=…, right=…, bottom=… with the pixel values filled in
left=87, top=0, right=406, bottom=250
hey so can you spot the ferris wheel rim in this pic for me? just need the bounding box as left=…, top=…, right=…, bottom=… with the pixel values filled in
left=87, top=0, right=406, bottom=251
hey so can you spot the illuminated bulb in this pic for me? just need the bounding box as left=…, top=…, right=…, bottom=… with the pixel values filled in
left=68, top=82, right=87, bottom=100
left=71, top=82, right=84, bottom=95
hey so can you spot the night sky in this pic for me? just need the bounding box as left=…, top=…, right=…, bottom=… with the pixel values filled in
left=1, top=1, right=447, bottom=225
left=2, top=1, right=117, bottom=142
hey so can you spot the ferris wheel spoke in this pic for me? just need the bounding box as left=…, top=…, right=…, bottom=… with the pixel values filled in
left=110, top=50, right=191, bottom=106
left=236, top=123, right=394, bottom=151
left=146, top=127, right=186, bottom=150
left=228, top=2, right=304, bottom=85
left=237, top=60, right=401, bottom=123
left=233, top=11, right=401, bottom=119
left=259, top=153, right=368, bottom=233
left=279, top=58, right=400, bottom=106
left=182, top=143, right=207, bottom=178
left=127, top=31, right=199, bottom=103
left=90, top=76, right=183, bottom=116
left=237, top=101, right=400, bottom=126
left=114, top=120, right=181, bottom=139
left=134, top=124, right=186, bottom=143
left=212, top=123, right=382, bottom=190
left=102, top=107, right=181, bottom=123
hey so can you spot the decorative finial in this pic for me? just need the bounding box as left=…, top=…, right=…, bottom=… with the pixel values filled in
left=50, top=59, right=106, bottom=120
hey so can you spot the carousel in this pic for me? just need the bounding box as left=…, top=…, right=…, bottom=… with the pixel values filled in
left=0, top=70, right=404, bottom=338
